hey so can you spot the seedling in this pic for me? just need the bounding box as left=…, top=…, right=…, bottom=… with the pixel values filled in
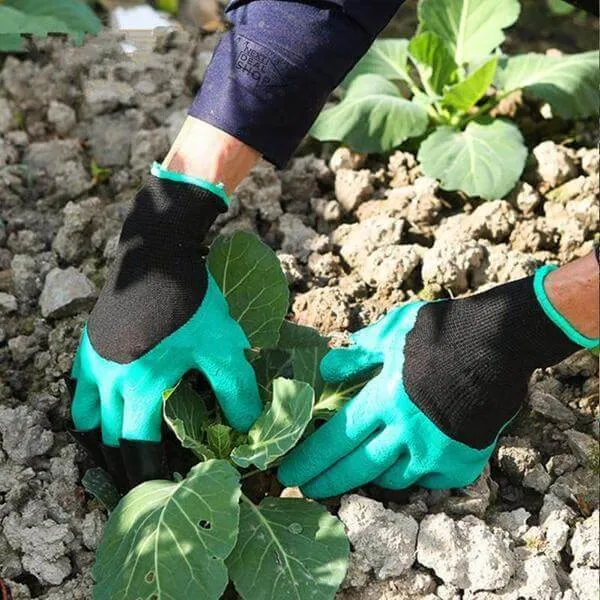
left=311, top=0, right=599, bottom=200
left=91, top=231, right=372, bottom=600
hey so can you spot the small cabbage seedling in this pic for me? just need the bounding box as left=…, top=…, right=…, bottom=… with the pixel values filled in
left=311, top=0, right=599, bottom=200
left=91, top=231, right=371, bottom=600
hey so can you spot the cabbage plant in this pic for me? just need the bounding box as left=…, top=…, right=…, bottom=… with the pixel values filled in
left=0, top=0, right=101, bottom=52
left=89, top=231, right=363, bottom=600
left=311, top=0, right=599, bottom=200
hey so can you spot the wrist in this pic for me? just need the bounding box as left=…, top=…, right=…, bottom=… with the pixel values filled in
left=162, top=116, right=260, bottom=195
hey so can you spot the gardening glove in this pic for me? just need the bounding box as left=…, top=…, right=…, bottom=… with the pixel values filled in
left=279, top=267, right=599, bottom=498
left=68, top=163, right=262, bottom=492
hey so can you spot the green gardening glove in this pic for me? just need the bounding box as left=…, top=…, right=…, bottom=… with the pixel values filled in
left=69, top=163, right=262, bottom=491
left=279, top=270, right=595, bottom=498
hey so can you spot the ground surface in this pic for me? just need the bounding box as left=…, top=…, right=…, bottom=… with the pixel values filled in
left=0, top=4, right=599, bottom=599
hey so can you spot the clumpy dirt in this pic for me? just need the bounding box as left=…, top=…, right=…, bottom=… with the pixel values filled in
left=0, top=13, right=599, bottom=600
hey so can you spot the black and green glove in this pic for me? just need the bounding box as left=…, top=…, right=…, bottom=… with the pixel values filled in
left=69, top=163, right=262, bottom=491
left=279, top=267, right=598, bottom=498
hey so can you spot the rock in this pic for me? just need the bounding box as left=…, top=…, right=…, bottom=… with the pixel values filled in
left=234, top=161, right=283, bottom=222
left=570, top=511, right=599, bottom=568
left=510, top=182, right=542, bottom=215
left=292, top=287, right=351, bottom=334
left=0, top=405, right=54, bottom=464
left=277, top=253, right=304, bottom=286
left=522, top=463, right=552, bottom=494
left=335, top=217, right=405, bottom=269
left=544, top=516, right=571, bottom=558
left=528, top=382, right=577, bottom=427
left=335, top=168, right=374, bottom=212
left=311, top=197, right=342, bottom=223
left=442, top=467, right=495, bottom=519
left=421, top=239, right=484, bottom=293
left=570, top=567, right=599, bottom=600
left=80, top=510, right=105, bottom=551
left=278, top=214, right=320, bottom=262
left=579, top=147, right=599, bottom=177
left=8, top=335, right=39, bottom=365
left=564, top=430, right=597, bottom=466
left=388, top=152, right=418, bottom=187
left=539, top=493, right=577, bottom=528
left=39, top=267, right=96, bottom=318
left=515, top=555, right=561, bottom=600
left=24, top=139, right=90, bottom=201
left=0, top=292, right=17, bottom=314
left=356, top=189, right=412, bottom=221
left=407, top=192, right=442, bottom=225
left=550, top=468, right=599, bottom=511
left=87, top=110, right=145, bottom=167
left=496, top=436, right=540, bottom=483
left=471, top=243, right=538, bottom=287
left=546, top=454, right=579, bottom=477
left=339, top=570, right=436, bottom=599
left=7, top=230, right=45, bottom=255
left=510, top=218, right=558, bottom=253
left=417, top=513, right=516, bottom=590
left=531, top=141, right=578, bottom=188
left=2, top=514, right=73, bottom=586
left=0, top=97, right=16, bottom=133
left=338, top=495, right=418, bottom=579
left=308, top=252, right=343, bottom=281
left=488, top=508, right=530, bottom=540
left=329, top=147, right=366, bottom=173
left=467, top=200, right=517, bottom=242
left=52, top=198, right=104, bottom=264
left=553, top=350, right=598, bottom=379
left=279, top=155, right=329, bottom=212
left=47, top=101, right=76, bottom=136
left=82, top=79, right=136, bottom=116
left=358, top=244, right=422, bottom=289
left=130, top=128, right=170, bottom=173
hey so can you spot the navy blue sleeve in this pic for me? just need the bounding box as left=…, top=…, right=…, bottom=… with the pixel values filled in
left=188, top=0, right=405, bottom=167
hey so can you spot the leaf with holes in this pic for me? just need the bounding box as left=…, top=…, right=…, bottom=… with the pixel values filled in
left=231, top=379, right=314, bottom=470
left=495, top=51, right=600, bottom=119
left=418, top=119, right=527, bottom=199
left=418, top=0, right=520, bottom=65
left=93, top=460, right=241, bottom=600
left=311, top=73, right=429, bottom=154
left=163, top=381, right=213, bottom=460
left=228, top=496, right=349, bottom=600
left=208, top=231, right=289, bottom=348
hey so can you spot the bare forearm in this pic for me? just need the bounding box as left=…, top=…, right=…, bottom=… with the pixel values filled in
left=545, top=252, right=599, bottom=339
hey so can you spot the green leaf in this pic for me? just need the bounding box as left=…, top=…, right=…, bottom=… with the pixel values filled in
left=163, top=381, right=213, bottom=461
left=418, top=119, right=527, bottom=200
left=4, top=0, right=102, bottom=40
left=206, top=424, right=235, bottom=459
left=155, top=0, right=180, bottom=14
left=344, top=39, right=412, bottom=85
left=228, top=496, right=349, bottom=600
left=418, top=0, right=520, bottom=65
left=408, top=31, right=457, bottom=95
left=442, top=57, right=497, bottom=111
left=0, top=33, right=26, bottom=52
left=278, top=321, right=330, bottom=398
left=82, top=467, right=120, bottom=512
left=208, top=231, right=289, bottom=348
left=93, top=460, right=241, bottom=600
left=231, top=378, right=314, bottom=470
left=495, top=51, right=600, bottom=119
left=546, top=0, right=576, bottom=15
left=311, top=74, right=429, bottom=154
left=252, top=348, right=293, bottom=401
